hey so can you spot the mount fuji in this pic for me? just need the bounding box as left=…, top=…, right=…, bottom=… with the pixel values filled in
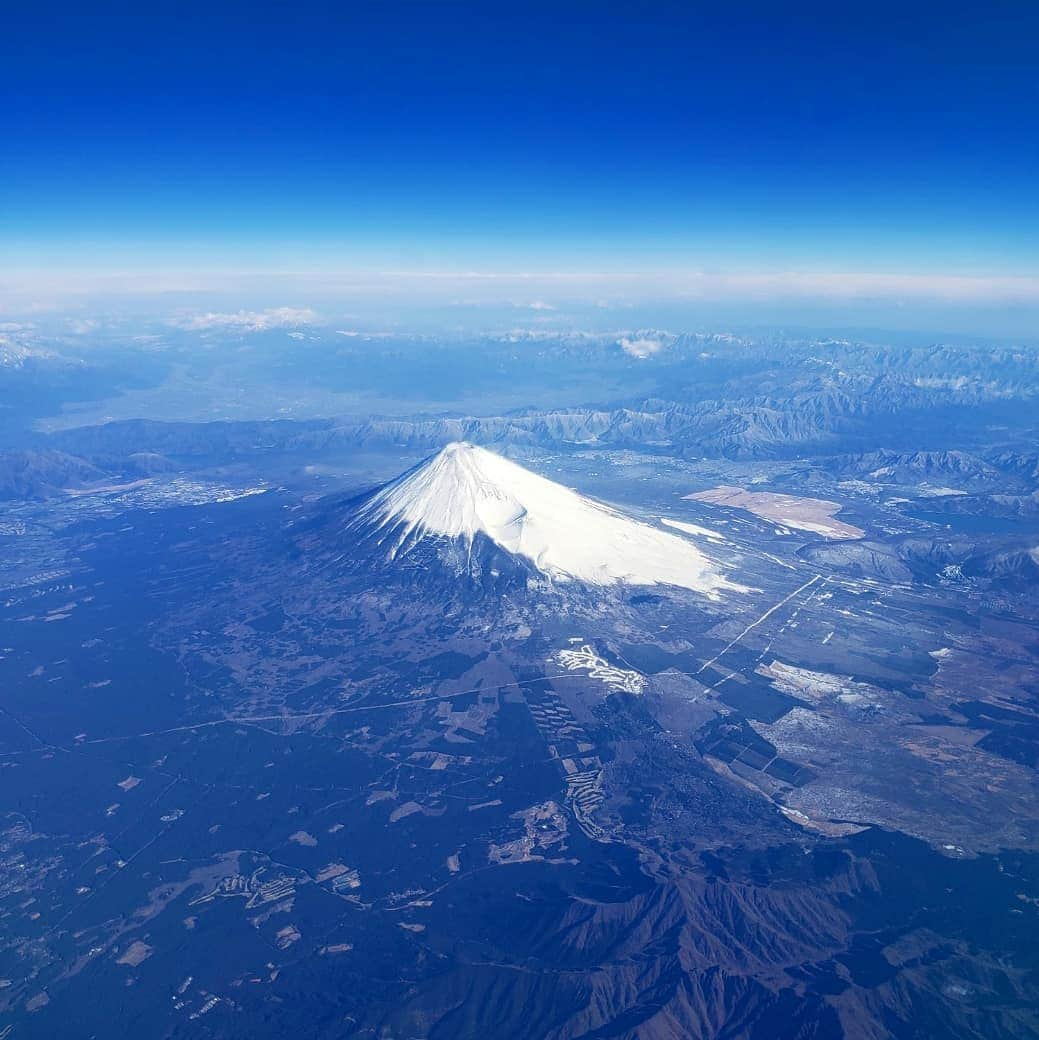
left=348, top=442, right=742, bottom=597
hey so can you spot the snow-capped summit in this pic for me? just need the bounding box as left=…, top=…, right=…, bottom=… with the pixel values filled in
left=352, top=442, right=741, bottom=597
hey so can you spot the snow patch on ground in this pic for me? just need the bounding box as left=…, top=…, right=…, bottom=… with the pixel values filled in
left=660, top=517, right=727, bottom=542
left=557, top=644, right=645, bottom=694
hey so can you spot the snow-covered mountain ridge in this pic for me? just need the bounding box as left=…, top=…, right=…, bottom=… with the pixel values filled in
left=352, top=442, right=742, bottom=597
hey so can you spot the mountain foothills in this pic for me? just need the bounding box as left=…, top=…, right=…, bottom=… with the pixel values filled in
left=0, top=325, right=1037, bottom=1039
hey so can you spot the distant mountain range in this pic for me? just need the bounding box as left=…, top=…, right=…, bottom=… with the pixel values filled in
left=10, top=393, right=1037, bottom=503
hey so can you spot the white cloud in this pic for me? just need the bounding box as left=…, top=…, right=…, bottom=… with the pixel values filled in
left=526, top=300, right=555, bottom=311
left=172, top=307, right=318, bottom=331
left=672, top=271, right=1039, bottom=301
left=619, top=336, right=664, bottom=358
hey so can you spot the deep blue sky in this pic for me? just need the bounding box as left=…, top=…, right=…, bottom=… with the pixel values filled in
left=3, top=1, right=1038, bottom=283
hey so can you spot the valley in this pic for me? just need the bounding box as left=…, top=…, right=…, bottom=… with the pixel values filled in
left=0, top=431, right=1036, bottom=1037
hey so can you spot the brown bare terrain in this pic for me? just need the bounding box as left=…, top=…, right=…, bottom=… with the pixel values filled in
left=687, top=485, right=865, bottom=539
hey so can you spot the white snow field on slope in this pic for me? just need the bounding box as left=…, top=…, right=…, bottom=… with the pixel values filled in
left=660, top=517, right=727, bottom=542
left=353, top=442, right=743, bottom=597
